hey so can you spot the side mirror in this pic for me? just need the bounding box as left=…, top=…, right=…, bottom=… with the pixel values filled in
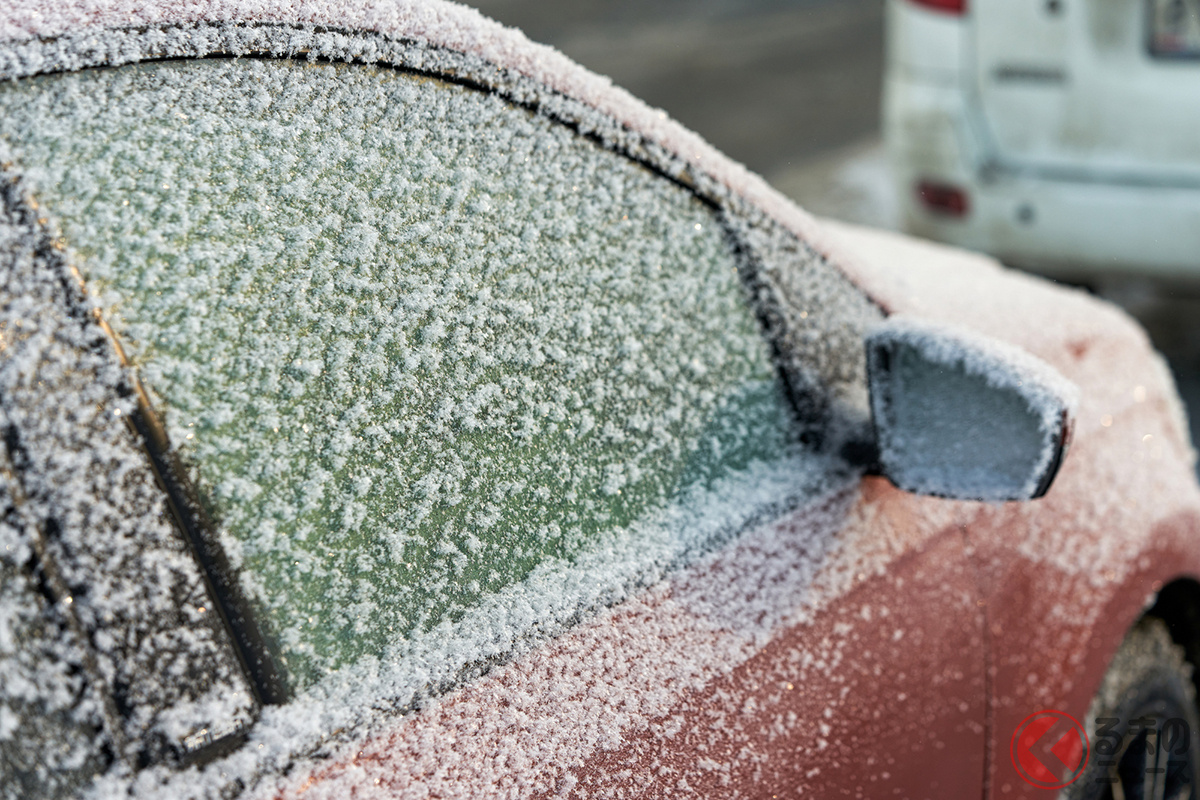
left=866, top=317, right=1078, bottom=502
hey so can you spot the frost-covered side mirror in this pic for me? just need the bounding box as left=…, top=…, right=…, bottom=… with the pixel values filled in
left=866, top=317, right=1078, bottom=502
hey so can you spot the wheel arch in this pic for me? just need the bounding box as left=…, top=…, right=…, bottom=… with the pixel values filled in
left=1144, top=576, right=1200, bottom=700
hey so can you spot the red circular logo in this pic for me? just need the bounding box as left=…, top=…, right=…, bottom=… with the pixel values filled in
left=1011, top=710, right=1090, bottom=789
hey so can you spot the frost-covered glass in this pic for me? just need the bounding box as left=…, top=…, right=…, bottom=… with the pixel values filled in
left=0, top=477, right=107, bottom=799
left=0, top=60, right=803, bottom=693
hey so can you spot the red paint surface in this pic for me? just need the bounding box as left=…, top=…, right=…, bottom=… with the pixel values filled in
left=908, top=0, right=968, bottom=15
left=552, top=528, right=987, bottom=799
left=917, top=180, right=971, bottom=218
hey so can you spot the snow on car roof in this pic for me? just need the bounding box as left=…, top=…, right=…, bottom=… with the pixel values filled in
left=0, top=0, right=830, bottom=253
left=4, top=0, right=1092, bottom=346
left=2, top=0, right=1098, bottom=366
left=1, top=0, right=1160, bottom=379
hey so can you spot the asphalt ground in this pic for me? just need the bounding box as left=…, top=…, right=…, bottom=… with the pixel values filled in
left=469, top=0, right=884, bottom=179
left=469, top=0, right=1200, bottom=463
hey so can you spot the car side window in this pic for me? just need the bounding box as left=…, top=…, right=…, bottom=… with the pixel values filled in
left=0, top=59, right=824, bottom=697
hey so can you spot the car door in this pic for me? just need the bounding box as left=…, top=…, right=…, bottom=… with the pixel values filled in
left=1, top=34, right=986, bottom=799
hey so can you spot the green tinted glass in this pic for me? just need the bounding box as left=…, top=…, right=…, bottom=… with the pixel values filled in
left=0, top=59, right=800, bottom=694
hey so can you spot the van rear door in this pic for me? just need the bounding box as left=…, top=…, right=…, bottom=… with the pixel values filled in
left=970, top=0, right=1200, bottom=184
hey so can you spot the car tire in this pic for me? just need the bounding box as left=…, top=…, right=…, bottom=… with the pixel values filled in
left=1063, top=617, right=1200, bottom=800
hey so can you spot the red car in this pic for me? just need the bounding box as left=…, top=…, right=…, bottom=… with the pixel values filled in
left=0, top=2, right=1196, bottom=799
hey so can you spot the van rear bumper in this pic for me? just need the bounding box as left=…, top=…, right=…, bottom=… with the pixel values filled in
left=897, top=167, right=1200, bottom=282
left=884, top=70, right=1200, bottom=283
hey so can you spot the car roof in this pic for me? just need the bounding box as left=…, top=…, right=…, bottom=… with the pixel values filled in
left=1, top=0, right=1138, bottom=387
left=0, top=0, right=830, bottom=256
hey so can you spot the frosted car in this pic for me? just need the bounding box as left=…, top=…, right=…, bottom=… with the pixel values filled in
left=1, top=3, right=1199, bottom=800
left=884, top=0, right=1200, bottom=282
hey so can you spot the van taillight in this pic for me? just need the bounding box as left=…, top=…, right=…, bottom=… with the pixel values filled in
left=908, top=0, right=966, bottom=14
left=917, top=181, right=970, bottom=217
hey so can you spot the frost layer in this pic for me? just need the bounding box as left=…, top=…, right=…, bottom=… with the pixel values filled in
left=0, top=470, right=108, bottom=800
left=0, top=58, right=813, bottom=693
left=0, top=163, right=257, bottom=778
left=0, top=16, right=891, bottom=797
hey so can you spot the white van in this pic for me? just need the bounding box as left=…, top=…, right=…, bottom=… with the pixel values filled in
left=883, top=0, right=1200, bottom=282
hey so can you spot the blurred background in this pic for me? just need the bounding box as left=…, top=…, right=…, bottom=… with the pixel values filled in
left=472, top=0, right=1200, bottom=460
left=470, top=0, right=891, bottom=224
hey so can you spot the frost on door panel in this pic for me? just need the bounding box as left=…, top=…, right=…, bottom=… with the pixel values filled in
left=0, top=59, right=833, bottom=701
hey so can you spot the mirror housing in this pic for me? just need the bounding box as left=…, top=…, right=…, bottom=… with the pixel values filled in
left=866, top=317, right=1078, bottom=502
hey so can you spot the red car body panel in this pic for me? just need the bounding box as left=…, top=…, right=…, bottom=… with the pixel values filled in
left=830, top=222, right=1200, bottom=798
left=279, top=480, right=986, bottom=799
